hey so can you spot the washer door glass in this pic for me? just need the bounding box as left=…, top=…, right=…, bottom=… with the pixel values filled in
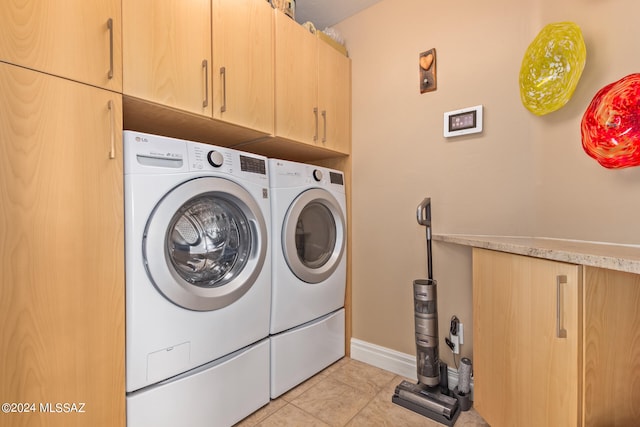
left=168, top=196, right=250, bottom=288
left=144, top=177, right=267, bottom=311
left=283, top=188, right=345, bottom=284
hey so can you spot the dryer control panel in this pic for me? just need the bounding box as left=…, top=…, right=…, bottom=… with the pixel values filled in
left=269, top=159, right=345, bottom=194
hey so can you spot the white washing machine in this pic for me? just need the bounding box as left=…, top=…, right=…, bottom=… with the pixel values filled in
left=124, top=131, right=271, bottom=427
left=268, top=158, right=347, bottom=398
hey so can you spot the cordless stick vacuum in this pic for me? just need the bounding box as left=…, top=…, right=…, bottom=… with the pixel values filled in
left=392, top=198, right=460, bottom=426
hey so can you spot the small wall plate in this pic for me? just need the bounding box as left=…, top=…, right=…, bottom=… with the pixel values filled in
left=419, top=48, right=437, bottom=93
left=443, top=105, right=483, bottom=137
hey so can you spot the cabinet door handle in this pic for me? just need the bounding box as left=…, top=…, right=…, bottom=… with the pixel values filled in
left=108, top=100, right=116, bottom=159
left=321, top=110, right=327, bottom=143
left=202, top=60, right=209, bottom=108
left=107, top=18, right=114, bottom=79
left=556, top=275, right=568, bottom=338
left=313, top=107, right=319, bottom=142
left=220, top=67, right=227, bottom=113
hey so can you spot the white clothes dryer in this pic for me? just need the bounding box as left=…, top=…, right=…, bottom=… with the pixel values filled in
left=124, top=131, right=271, bottom=426
left=268, top=158, right=347, bottom=398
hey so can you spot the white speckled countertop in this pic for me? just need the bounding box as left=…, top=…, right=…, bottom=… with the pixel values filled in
left=433, top=234, right=640, bottom=275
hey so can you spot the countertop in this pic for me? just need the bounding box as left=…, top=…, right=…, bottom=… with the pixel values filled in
left=433, top=234, right=640, bottom=275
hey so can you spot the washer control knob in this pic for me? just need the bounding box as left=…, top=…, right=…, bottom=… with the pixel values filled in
left=312, top=169, right=323, bottom=181
left=207, top=150, right=224, bottom=167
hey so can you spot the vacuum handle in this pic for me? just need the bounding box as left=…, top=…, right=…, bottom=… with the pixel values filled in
left=416, top=198, right=433, bottom=280
left=416, top=198, right=431, bottom=227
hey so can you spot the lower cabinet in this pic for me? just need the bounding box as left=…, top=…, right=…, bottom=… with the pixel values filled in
left=0, top=62, right=125, bottom=427
left=473, top=248, right=640, bottom=427
left=473, top=248, right=581, bottom=426
left=582, top=267, right=640, bottom=426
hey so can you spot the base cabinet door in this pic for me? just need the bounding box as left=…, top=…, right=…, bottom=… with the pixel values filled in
left=0, top=63, right=125, bottom=427
left=472, top=248, right=580, bottom=427
left=583, top=267, right=640, bottom=426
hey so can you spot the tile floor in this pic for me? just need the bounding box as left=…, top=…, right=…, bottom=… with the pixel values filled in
left=235, top=357, right=489, bottom=427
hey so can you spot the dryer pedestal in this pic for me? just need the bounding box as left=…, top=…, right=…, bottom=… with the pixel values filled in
left=269, top=309, right=345, bottom=398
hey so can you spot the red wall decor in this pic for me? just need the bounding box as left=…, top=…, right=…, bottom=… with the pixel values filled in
left=581, top=73, right=640, bottom=169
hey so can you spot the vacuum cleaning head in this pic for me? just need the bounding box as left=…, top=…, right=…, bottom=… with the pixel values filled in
left=392, top=380, right=460, bottom=426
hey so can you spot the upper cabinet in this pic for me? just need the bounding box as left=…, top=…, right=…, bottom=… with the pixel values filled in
left=274, top=11, right=318, bottom=146
left=0, top=0, right=122, bottom=92
left=212, top=0, right=274, bottom=135
left=121, top=2, right=350, bottom=159
left=123, top=0, right=274, bottom=135
left=275, top=11, right=351, bottom=154
left=317, top=39, right=351, bottom=154
left=123, top=0, right=212, bottom=117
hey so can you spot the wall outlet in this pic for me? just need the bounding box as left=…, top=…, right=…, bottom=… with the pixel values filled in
left=449, top=322, right=463, bottom=354
left=449, top=333, right=460, bottom=354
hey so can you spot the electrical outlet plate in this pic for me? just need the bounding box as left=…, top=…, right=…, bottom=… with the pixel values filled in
left=450, top=323, right=463, bottom=354
left=450, top=334, right=460, bottom=354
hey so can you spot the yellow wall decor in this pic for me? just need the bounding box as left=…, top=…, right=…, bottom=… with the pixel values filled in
left=519, top=22, right=586, bottom=115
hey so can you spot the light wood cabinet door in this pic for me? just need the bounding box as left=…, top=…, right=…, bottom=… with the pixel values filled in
left=472, top=248, right=580, bottom=427
left=123, top=0, right=211, bottom=117
left=0, top=0, right=122, bottom=91
left=274, top=10, right=350, bottom=154
left=212, top=0, right=274, bottom=134
left=274, top=10, right=318, bottom=145
left=583, top=267, right=640, bottom=426
left=0, top=63, right=125, bottom=427
left=318, top=41, right=351, bottom=154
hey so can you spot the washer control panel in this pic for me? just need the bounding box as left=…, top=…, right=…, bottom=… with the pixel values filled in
left=187, top=141, right=268, bottom=182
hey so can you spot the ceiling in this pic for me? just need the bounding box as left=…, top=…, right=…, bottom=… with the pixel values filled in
left=294, top=0, right=382, bottom=30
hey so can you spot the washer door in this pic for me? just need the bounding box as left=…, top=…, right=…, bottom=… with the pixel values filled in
left=144, top=177, right=267, bottom=311
left=282, top=188, right=345, bottom=284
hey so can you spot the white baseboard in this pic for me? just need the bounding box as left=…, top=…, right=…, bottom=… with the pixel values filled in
left=350, top=338, right=418, bottom=380
left=350, top=338, right=473, bottom=398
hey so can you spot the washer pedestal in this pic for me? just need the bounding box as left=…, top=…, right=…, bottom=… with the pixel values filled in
left=127, top=339, right=269, bottom=427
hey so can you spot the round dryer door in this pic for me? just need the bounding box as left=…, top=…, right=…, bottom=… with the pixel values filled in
left=282, top=188, right=345, bottom=284
left=144, top=177, right=267, bottom=311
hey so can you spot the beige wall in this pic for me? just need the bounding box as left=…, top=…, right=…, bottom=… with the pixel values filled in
left=336, top=0, right=640, bottom=365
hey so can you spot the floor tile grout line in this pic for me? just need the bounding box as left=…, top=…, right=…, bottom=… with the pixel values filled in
left=280, top=401, right=332, bottom=427
left=288, top=374, right=358, bottom=426
left=323, top=360, right=399, bottom=427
